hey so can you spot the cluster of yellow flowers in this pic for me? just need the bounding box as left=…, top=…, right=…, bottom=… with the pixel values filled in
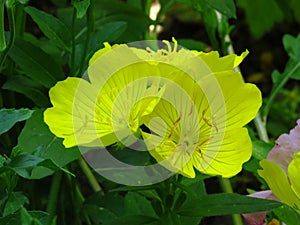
left=44, top=39, right=261, bottom=179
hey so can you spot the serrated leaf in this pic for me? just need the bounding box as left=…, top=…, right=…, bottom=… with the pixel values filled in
left=2, top=76, right=50, bottom=107
left=177, top=193, right=282, bottom=217
left=8, top=37, right=64, bottom=88
left=0, top=108, right=33, bottom=135
left=17, top=109, right=80, bottom=179
left=205, top=0, right=236, bottom=19
left=24, top=6, right=72, bottom=51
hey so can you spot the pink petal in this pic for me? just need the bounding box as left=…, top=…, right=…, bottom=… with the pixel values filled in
left=267, top=119, right=300, bottom=173
left=243, top=191, right=279, bottom=225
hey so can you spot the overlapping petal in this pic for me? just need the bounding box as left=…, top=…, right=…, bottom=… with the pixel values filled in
left=44, top=38, right=261, bottom=179
left=143, top=70, right=261, bottom=178
left=258, top=159, right=300, bottom=210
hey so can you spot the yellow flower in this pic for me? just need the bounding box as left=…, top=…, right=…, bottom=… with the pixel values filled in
left=44, top=38, right=261, bottom=179
left=143, top=73, right=261, bottom=178
left=44, top=43, right=165, bottom=148
left=258, top=152, right=300, bottom=213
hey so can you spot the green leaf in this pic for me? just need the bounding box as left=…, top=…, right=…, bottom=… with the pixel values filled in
left=2, top=76, right=50, bottom=107
left=73, top=0, right=90, bottom=19
left=20, top=207, right=33, bottom=225
left=89, top=21, right=127, bottom=53
left=0, top=108, right=33, bottom=135
left=0, top=210, right=49, bottom=225
left=236, top=0, right=284, bottom=39
left=263, top=34, right=300, bottom=118
left=283, top=34, right=300, bottom=60
left=24, top=6, right=72, bottom=51
left=3, top=192, right=29, bottom=217
left=82, top=205, right=117, bottom=224
left=73, top=21, right=127, bottom=74
left=113, top=215, right=159, bottom=225
left=50, top=0, right=67, bottom=7
left=205, top=0, right=236, bottom=19
left=177, top=39, right=206, bottom=51
left=252, top=140, right=273, bottom=160
left=125, top=192, right=156, bottom=217
left=177, top=193, right=282, bottom=217
left=94, top=0, right=153, bottom=42
left=290, top=0, right=300, bottom=23
left=8, top=37, right=64, bottom=88
left=192, top=0, right=219, bottom=49
left=17, top=109, right=80, bottom=179
left=273, top=204, right=300, bottom=225
left=1, top=152, right=73, bottom=178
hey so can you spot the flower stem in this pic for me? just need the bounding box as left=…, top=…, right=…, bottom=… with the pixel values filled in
left=215, top=10, right=269, bottom=143
left=254, top=112, right=269, bottom=142
left=46, top=171, right=62, bottom=225
left=219, top=177, right=244, bottom=225
left=78, top=156, right=104, bottom=194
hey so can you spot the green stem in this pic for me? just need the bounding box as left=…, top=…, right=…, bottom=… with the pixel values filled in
left=215, top=10, right=269, bottom=142
left=46, top=171, right=63, bottom=225
left=78, top=0, right=94, bottom=76
left=78, top=156, right=104, bottom=194
left=0, top=4, right=15, bottom=71
left=254, top=112, right=269, bottom=142
left=262, top=60, right=300, bottom=123
left=219, top=177, right=244, bottom=225
left=0, top=0, right=6, bottom=51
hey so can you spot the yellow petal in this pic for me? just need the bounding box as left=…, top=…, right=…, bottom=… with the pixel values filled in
left=199, top=128, right=252, bottom=177
left=44, top=77, right=103, bottom=147
left=258, top=159, right=300, bottom=208
left=195, top=50, right=249, bottom=72
left=288, top=152, right=300, bottom=206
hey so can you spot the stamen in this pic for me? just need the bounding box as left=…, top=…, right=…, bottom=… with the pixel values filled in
left=146, top=47, right=155, bottom=54
left=167, top=114, right=181, bottom=139
left=162, top=40, right=172, bottom=53
left=172, top=37, right=178, bottom=52
left=202, top=109, right=218, bottom=133
left=195, top=137, right=210, bottom=156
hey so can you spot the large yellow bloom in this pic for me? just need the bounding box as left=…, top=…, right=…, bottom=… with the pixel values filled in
left=44, top=39, right=261, bottom=178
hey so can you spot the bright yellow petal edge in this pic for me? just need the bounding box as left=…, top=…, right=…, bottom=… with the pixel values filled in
left=258, top=159, right=300, bottom=210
